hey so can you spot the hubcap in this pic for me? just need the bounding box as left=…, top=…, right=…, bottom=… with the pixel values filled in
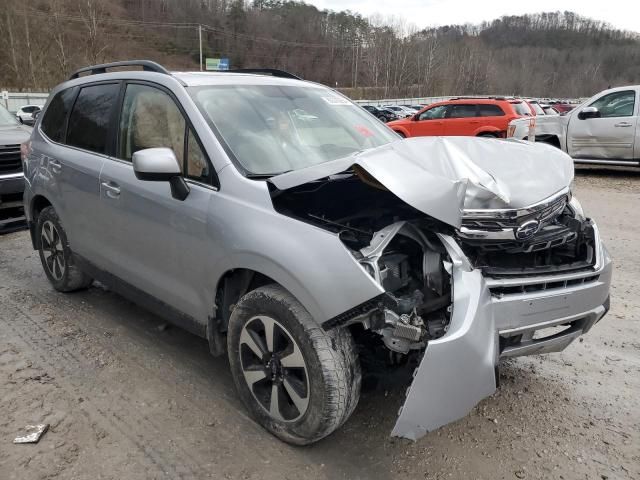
left=40, top=220, right=66, bottom=281
left=239, top=316, right=309, bottom=422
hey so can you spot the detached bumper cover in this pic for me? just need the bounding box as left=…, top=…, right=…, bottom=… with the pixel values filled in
left=392, top=233, right=612, bottom=440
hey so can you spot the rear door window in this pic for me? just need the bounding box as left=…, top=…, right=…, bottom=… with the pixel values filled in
left=66, top=83, right=120, bottom=154
left=478, top=104, right=505, bottom=117
left=447, top=104, right=477, bottom=118
left=41, top=89, right=76, bottom=143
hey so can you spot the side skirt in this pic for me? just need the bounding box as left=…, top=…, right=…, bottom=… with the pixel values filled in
left=73, top=254, right=206, bottom=338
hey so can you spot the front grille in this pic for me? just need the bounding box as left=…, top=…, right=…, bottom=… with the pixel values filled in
left=0, top=144, right=22, bottom=175
left=462, top=194, right=569, bottom=231
left=490, top=275, right=600, bottom=297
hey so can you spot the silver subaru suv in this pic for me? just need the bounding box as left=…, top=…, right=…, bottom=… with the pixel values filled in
left=23, top=61, right=612, bottom=444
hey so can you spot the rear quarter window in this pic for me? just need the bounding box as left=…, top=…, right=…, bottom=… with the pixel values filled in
left=41, top=89, right=76, bottom=143
left=66, top=83, right=120, bottom=154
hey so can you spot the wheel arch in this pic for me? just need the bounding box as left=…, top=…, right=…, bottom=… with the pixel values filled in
left=208, top=266, right=312, bottom=356
left=534, top=134, right=561, bottom=148
left=28, top=194, right=53, bottom=249
left=474, top=127, right=501, bottom=137
left=392, top=127, right=409, bottom=138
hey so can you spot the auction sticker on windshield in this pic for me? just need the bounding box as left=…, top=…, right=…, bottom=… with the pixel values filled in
left=323, top=96, right=352, bottom=106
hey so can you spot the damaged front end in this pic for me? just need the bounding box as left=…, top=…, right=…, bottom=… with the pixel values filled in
left=268, top=137, right=612, bottom=441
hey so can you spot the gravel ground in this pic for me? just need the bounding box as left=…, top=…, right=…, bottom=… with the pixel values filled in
left=0, top=166, right=638, bottom=480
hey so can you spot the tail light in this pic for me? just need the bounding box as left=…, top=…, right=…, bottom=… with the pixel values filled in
left=507, top=125, right=516, bottom=138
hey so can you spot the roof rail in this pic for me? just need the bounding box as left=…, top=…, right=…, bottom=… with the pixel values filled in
left=448, top=96, right=508, bottom=101
left=69, top=60, right=170, bottom=80
left=227, top=68, right=301, bottom=80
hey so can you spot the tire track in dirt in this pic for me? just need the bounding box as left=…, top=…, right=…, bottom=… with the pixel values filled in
left=2, top=300, right=201, bottom=479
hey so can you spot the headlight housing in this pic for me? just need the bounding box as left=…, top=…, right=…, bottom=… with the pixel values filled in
left=569, top=196, right=585, bottom=221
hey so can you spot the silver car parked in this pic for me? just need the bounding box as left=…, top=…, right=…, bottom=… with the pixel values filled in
left=23, top=61, right=612, bottom=444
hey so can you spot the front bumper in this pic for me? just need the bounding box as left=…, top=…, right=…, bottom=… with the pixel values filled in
left=392, top=229, right=612, bottom=440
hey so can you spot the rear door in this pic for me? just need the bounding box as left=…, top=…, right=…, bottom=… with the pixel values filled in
left=45, top=82, right=120, bottom=261
left=477, top=103, right=507, bottom=133
left=443, top=104, right=478, bottom=136
left=568, top=90, right=637, bottom=160
left=411, top=104, right=448, bottom=136
left=96, top=82, right=219, bottom=320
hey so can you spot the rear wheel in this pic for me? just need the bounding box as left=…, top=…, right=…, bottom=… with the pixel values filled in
left=477, top=132, right=497, bottom=138
left=36, top=207, right=93, bottom=292
left=227, top=284, right=361, bottom=445
left=395, top=130, right=406, bottom=138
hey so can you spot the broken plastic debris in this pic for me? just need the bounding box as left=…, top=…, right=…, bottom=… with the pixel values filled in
left=13, top=424, right=49, bottom=444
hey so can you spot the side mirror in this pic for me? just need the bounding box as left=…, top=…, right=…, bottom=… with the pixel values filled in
left=578, top=106, right=601, bottom=120
left=132, top=147, right=190, bottom=201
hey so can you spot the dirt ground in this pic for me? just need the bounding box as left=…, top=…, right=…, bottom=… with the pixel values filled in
left=1, top=166, right=638, bottom=480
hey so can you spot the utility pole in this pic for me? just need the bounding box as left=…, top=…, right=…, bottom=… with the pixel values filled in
left=199, top=24, right=203, bottom=71
left=354, top=40, right=359, bottom=89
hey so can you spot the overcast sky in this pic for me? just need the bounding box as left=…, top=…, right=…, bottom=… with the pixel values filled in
left=308, top=0, right=640, bottom=33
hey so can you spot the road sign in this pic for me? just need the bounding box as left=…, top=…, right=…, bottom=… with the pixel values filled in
left=205, top=58, right=230, bottom=71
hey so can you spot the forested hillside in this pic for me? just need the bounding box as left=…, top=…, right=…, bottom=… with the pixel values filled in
left=2, top=0, right=639, bottom=98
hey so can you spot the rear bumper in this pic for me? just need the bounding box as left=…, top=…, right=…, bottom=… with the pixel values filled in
left=392, top=229, right=612, bottom=440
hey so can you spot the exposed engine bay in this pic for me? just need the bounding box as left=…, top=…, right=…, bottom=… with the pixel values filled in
left=270, top=171, right=596, bottom=356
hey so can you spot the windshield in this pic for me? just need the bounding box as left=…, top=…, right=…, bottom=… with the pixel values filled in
left=189, top=84, right=397, bottom=175
left=0, top=105, right=19, bottom=127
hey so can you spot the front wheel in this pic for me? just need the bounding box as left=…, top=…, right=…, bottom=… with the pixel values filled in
left=36, top=206, right=93, bottom=292
left=227, top=285, right=361, bottom=445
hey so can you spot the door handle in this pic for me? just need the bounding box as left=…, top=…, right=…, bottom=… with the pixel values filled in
left=614, top=122, right=633, bottom=127
left=101, top=181, right=121, bottom=199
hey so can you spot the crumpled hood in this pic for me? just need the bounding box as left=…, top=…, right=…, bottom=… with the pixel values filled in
left=269, top=136, right=574, bottom=229
left=0, top=124, right=32, bottom=145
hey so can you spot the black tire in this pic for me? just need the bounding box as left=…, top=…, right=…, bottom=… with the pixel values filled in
left=395, top=130, right=406, bottom=138
left=477, top=132, right=497, bottom=138
left=36, top=206, right=93, bottom=292
left=227, top=284, right=361, bottom=445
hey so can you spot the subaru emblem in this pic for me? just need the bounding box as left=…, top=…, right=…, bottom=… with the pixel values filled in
left=515, top=220, right=540, bottom=240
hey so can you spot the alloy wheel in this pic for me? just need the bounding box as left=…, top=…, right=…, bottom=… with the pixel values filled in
left=41, top=220, right=66, bottom=281
left=239, top=316, right=309, bottom=422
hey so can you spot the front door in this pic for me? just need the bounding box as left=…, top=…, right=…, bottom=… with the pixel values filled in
left=97, top=82, right=219, bottom=321
left=568, top=90, right=637, bottom=160
left=411, top=104, right=448, bottom=136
